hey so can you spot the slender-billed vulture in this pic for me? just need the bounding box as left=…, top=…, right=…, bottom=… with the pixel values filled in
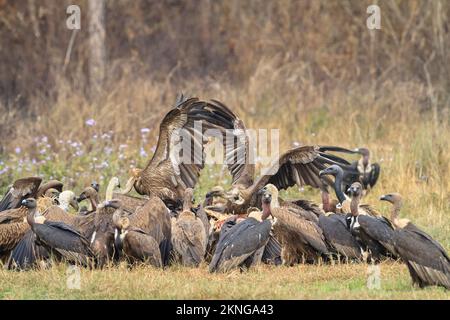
left=380, top=193, right=450, bottom=289
left=171, top=188, right=207, bottom=267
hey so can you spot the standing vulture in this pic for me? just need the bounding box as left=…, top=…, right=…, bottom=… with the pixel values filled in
left=318, top=146, right=380, bottom=194
left=113, top=214, right=162, bottom=268
left=171, top=188, right=207, bottom=267
left=119, top=97, right=246, bottom=210
left=22, top=198, right=94, bottom=266
left=209, top=215, right=273, bottom=273
left=102, top=196, right=172, bottom=266
left=380, top=193, right=450, bottom=289
left=346, top=183, right=396, bottom=263
left=260, top=184, right=330, bottom=265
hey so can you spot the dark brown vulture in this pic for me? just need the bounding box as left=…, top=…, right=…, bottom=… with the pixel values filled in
left=346, top=182, right=396, bottom=263
left=22, top=198, right=94, bottom=266
left=260, top=184, right=330, bottom=265
left=171, top=188, right=207, bottom=267
left=380, top=193, right=450, bottom=289
left=119, top=97, right=246, bottom=210
left=113, top=215, right=162, bottom=268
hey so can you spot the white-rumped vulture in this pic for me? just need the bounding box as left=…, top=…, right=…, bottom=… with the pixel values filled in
left=346, top=182, right=396, bottom=263
left=22, top=198, right=94, bottom=266
left=380, top=193, right=450, bottom=289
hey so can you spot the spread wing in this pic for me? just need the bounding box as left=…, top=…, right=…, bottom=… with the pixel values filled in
left=140, top=98, right=239, bottom=192
left=252, top=145, right=350, bottom=192
left=0, top=177, right=42, bottom=211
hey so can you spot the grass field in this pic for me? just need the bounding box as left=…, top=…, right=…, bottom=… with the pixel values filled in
left=0, top=261, right=448, bottom=300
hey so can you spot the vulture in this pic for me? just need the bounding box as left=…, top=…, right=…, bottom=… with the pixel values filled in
left=319, top=165, right=380, bottom=217
left=346, top=182, right=396, bottom=263
left=102, top=197, right=172, bottom=266
left=77, top=186, right=99, bottom=213
left=209, top=214, right=273, bottom=273
left=0, top=177, right=42, bottom=211
left=6, top=191, right=91, bottom=270
left=119, top=97, right=246, bottom=210
left=113, top=214, right=162, bottom=268
left=380, top=193, right=450, bottom=289
left=319, top=146, right=380, bottom=194
left=171, top=188, right=207, bottom=267
left=213, top=145, right=351, bottom=215
left=22, top=198, right=94, bottom=266
left=0, top=208, right=29, bottom=262
left=318, top=212, right=362, bottom=262
left=260, top=184, right=330, bottom=265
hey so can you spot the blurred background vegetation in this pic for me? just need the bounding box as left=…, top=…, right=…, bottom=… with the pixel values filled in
left=0, top=0, right=449, bottom=246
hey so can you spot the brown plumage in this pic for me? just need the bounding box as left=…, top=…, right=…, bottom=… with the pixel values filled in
left=104, top=196, right=172, bottom=266
left=113, top=215, right=162, bottom=267
left=380, top=193, right=450, bottom=289
left=120, top=97, right=243, bottom=209
left=35, top=180, right=64, bottom=198
left=0, top=177, right=42, bottom=211
left=261, top=184, right=330, bottom=265
left=216, top=145, right=349, bottom=214
left=77, top=186, right=99, bottom=213
left=171, top=188, right=207, bottom=267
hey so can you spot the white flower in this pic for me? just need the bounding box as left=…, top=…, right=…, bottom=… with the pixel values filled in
left=85, top=119, right=96, bottom=126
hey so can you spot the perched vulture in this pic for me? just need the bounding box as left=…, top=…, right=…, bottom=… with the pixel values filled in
left=119, top=97, right=246, bottom=210
left=346, top=183, right=396, bottom=263
left=260, top=184, right=330, bottom=265
left=171, top=188, right=207, bottom=267
left=380, top=193, right=450, bottom=289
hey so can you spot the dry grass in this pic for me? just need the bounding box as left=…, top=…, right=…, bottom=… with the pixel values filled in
left=0, top=262, right=448, bottom=300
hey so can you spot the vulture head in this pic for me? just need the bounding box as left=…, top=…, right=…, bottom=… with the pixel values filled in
left=347, top=182, right=363, bottom=198
left=43, top=188, right=60, bottom=200
left=258, top=184, right=279, bottom=220
left=91, top=181, right=100, bottom=192
left=380, top=193, right=403, bottom=206
left=77, top=186, right=99, bottom=211
left=58, top=190, right=79, bottom=212
left=319, top=164, right=343, bottom=179
left=22, top=198, right=45, bottom=226
left=354, top=147, right=371, bottom=171
left=21, top=198, right=37, bottom=209
left=224, top=188, right=245, bottom=205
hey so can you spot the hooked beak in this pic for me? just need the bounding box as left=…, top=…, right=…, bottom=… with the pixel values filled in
left=379, top=195, right=388, bottom=201
left=319, top=169, right=327, bottom=177
left=97, top=200, right=109, bottom=209
left=77, top=194, right=87, bottom=202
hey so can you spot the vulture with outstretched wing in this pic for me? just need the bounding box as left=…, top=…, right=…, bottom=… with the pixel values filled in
left=0, top=177, right=42, bottom=211
left=120, top=97, right=245, bottom=209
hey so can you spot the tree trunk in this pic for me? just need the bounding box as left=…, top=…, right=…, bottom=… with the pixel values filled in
left=88, top=0, right=106, bottom=96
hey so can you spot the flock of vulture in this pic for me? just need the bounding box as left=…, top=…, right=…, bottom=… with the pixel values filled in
left=0, top=96, right=449, bottom=291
